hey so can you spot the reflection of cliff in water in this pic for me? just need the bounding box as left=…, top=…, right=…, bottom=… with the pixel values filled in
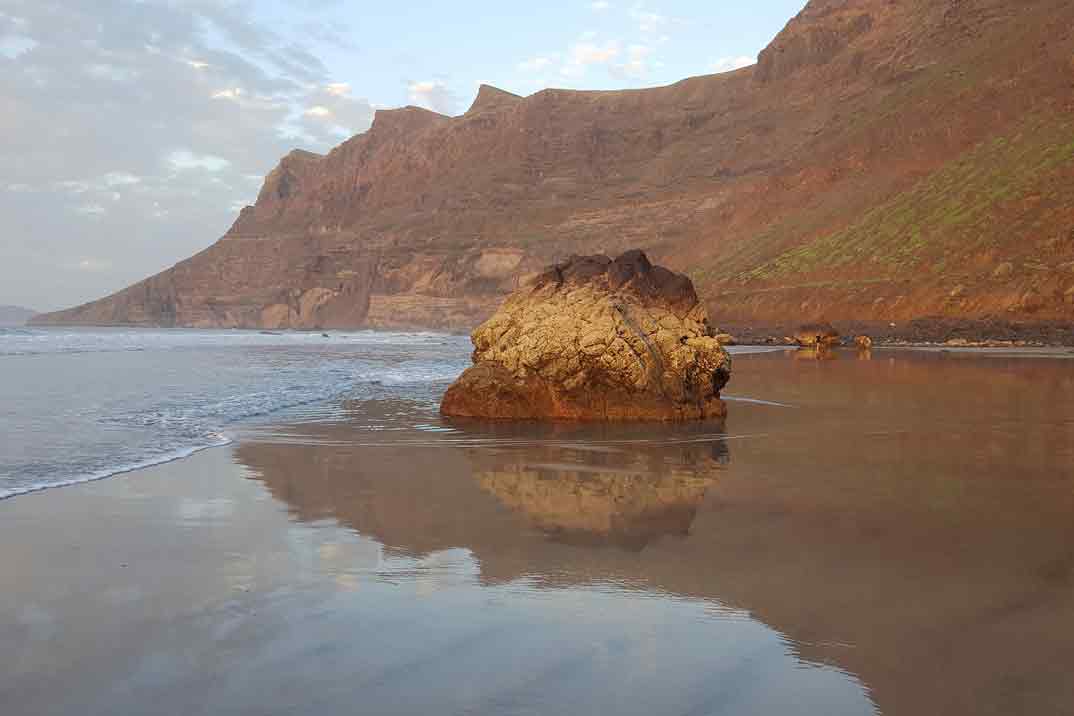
left=235, top=349, right=1074, bottom=716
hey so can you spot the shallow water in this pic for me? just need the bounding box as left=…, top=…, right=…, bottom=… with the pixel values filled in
left=3, top=347, right=1074, bottom=715
left=0, top=327, right=470, bottom=499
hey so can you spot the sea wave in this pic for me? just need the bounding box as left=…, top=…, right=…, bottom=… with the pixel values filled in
left=0, top=328, right=471, bottom=501
left=0, top=328, right=459, bottom=357
left=0, top=434, right=233, bottom=501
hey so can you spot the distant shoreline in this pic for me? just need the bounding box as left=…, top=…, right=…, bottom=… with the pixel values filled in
left=20, top=317, right=1074, bottom=348
left=716, top=317, right=1074, bottom=349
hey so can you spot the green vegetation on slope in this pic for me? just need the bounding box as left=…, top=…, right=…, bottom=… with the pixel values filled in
left=733, top=116, right=1074, bottom=284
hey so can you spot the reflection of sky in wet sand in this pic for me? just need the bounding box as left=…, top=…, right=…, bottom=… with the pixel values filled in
left=0, top=443, right=877, bottom=716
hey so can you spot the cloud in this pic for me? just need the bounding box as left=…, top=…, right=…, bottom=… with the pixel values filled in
left=590, top=1, right=612, bottom=9
left=168, top=151, right=231, bottom=173
left=75, top=258, right=113, bottom=272
left=561, top=40, right=620, bottom=77
left=518, top=24, right=663, bottom=88
left=710, top=55, right=756, bottom=73
left=630, top=7, right=668, bottom=33
left=407, top=80, right=458, bottom=115
left=612, top=44, right=653, bottom=79
left=0, top=33, right=36, bottom=59
left=0, top=0, right=376, bottom=310
left=103, top=172, right=141, bottom=187
left=75, top=204, right=107, bottom=218
left=518, top=55, right=556, bottom=73
left=569, top=41, right=620, bottom=65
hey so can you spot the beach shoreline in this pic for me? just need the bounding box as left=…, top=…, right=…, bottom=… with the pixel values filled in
left=5, top=348, right=1074, bottom=715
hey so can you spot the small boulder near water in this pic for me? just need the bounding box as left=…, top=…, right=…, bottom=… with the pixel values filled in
left=440, top=250, right=731, bottom=420
left=794, top=322, right=841, bottom=347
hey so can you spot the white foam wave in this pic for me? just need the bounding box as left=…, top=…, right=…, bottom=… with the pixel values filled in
left=1, top=328, right=470, bottom=501
left=0, top=434, right=232, bottom=501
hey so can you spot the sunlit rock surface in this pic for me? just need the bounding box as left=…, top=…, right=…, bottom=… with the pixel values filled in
left=441, top=251, right=731, bottom=420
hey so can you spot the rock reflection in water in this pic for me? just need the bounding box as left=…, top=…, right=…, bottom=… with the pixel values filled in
left=235, top=419, right=732, bottom=562
left=793, top=345, right=839, bottom=361
left=461, top=421, right=729, bottom=550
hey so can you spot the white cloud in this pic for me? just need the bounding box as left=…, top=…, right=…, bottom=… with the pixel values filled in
left=75, top=204, right=107, bottom=218
left=55, top=181, right=91, bottom=195
left=517, top=30, right=657, bottom=86
left=518, top=55, right=556, bottom=73
left=103, top=172, right=142, bottom=187
left=211, top=87, right=243, bottom=100
left=0, top=33, right=36, bottom=59
left=406, top=80, right=457, bottom=115
left=613, top=44, right=653, bottom=78
left=561, top=40, right=620, bottom=77
left=630, top=7, right=667, bottom=33
left=0, top=0, right=379, bottom=310
left=710, top=55, right=756, bottom=74
left=168, top=151, right=231, bottom=173
left=292, top=84, right=376, bottom=143
left=590, top=1, right=612, bottom=10
left=570, top=41, right=620, bottom=65
left=75, top=258, right=113, bottom=271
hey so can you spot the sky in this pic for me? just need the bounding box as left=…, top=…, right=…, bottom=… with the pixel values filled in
left=0, top=0, right=806, bottom=312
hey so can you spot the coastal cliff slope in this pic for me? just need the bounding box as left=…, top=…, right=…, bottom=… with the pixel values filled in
left=33, top=0, right=1074, bottom=330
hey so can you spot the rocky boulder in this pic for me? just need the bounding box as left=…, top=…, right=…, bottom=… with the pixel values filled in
left=440, top=250, right=731, bottom=420
left=794, top=322, right=841, bottom=347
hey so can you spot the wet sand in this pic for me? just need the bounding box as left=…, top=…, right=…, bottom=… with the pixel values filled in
left=3, top=349, right=1074, bottom=715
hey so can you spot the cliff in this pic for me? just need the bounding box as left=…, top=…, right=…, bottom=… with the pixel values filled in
left=34, top=0, right=1074, bottom=330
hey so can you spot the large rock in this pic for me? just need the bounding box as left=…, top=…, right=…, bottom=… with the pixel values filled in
left=441, top=251, right=731, bottom=421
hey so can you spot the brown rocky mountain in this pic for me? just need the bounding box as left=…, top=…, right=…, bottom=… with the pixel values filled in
left=33, top=0, right=1074, bottom=331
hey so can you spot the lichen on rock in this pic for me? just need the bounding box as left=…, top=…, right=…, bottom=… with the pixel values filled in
left=441, top=250, right=731, bottom=421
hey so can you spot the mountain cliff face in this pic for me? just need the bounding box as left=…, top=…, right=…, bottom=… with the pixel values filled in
left=34, top=0, right=1074, bottom=330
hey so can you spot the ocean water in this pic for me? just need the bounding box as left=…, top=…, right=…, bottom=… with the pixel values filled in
left=0, top=327, right=472, bottom=500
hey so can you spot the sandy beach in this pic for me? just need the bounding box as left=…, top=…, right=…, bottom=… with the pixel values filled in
left=4, top=348, right=1074, bottom=715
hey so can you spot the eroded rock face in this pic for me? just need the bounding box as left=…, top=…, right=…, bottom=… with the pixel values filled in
left=441, top=251, right=731, bottom=421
